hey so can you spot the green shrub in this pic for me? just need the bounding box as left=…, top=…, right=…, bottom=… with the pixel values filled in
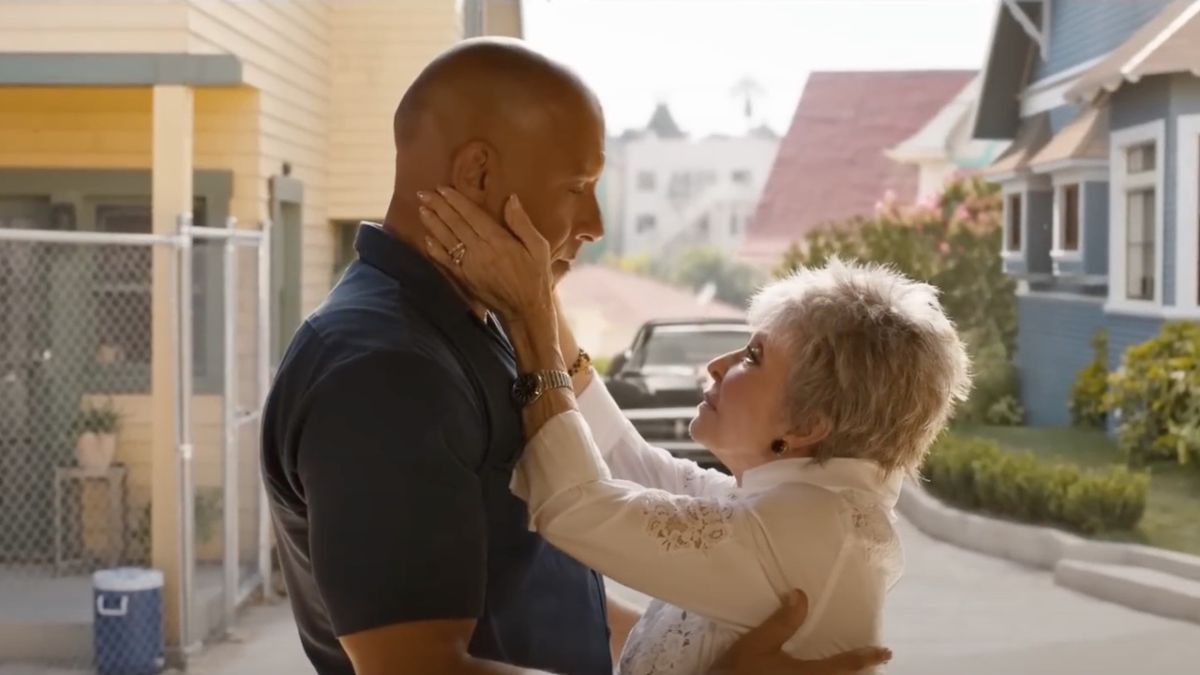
left=1107, top=322, right=1200, bottom=466
left=76, top=402, right=121, bottom=435
left=984, top=394, right=1024, bottom=426
left=923, top=435, right=996, bottom=510
left=956, top=327, right=1020, bottom=424
left=1069, top=330, right=1109, bottom=428
left=591, top=355, right=612, bottom=376
left=1060, top=468, right=1149, bottom=535
left=922, top=433, right=1148, bottom=535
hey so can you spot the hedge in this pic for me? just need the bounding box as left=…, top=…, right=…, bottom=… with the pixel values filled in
left=922, top=434, right=1148, bottom=535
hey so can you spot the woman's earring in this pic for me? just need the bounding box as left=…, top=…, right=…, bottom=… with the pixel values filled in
left=770, top=439, right=789, bottom=455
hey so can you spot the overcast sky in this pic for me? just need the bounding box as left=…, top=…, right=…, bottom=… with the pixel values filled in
left=523, top=0, right=998, bottom=136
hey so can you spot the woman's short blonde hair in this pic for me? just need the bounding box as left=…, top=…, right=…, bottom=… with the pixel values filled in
left=748, top=258, right=971, bottom=474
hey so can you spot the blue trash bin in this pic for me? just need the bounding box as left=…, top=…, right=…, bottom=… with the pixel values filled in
left=93, top=567, right=164, bottom=675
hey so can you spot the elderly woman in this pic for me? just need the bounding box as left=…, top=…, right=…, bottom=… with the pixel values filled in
left=418, top=190, right=970, bottom=675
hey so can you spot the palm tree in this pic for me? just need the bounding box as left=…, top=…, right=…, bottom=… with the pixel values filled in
left=729, top=77, right=766, bottom=127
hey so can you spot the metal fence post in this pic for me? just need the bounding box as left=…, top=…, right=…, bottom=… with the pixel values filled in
left=222, top=216, right=239, bottom=629
left=257, top=219, right=274, bottom=599
left=176, top=212, right=197, bottom=656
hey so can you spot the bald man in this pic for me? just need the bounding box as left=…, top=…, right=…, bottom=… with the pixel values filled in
left=262, top=39, right=887, bottom=675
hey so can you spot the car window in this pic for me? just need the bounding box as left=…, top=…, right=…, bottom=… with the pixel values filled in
left=641, top=329, right=750, bottom=367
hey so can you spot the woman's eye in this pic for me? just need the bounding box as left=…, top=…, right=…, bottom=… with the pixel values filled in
left=743, top=346, right=760, bottom=365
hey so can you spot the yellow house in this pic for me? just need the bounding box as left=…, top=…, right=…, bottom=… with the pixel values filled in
left=0, top=0, right=522, bottom=664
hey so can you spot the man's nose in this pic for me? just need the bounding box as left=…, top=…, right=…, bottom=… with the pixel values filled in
left=575, top=193, right=604, bottom=242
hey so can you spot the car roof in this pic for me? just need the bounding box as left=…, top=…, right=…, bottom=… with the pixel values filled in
left=642, top=317, right=749, bottom=328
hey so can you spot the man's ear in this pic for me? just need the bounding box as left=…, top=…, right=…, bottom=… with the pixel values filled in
left=449, top=140, right=497, bottom=204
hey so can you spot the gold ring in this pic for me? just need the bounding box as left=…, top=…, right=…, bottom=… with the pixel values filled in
left=449, top=242, right=467, bottom=266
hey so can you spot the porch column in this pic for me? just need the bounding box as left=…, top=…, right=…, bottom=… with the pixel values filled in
left=151, top=84, right=193, bottom=659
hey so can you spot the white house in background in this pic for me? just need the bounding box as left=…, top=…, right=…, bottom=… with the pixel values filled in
left=887, top=73, right=1010, bottom=200
left=606, top=103, right=779, bottom=257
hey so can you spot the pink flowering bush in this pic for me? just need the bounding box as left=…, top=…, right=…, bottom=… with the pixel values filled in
left=778, top=176, right=1017, bottom=423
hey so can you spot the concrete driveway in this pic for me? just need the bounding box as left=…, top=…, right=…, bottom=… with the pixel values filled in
left=7, top=515, right=1199, bottom=674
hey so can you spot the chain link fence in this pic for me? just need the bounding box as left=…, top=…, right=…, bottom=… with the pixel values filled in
left=0, top=214, right=271, bottom=671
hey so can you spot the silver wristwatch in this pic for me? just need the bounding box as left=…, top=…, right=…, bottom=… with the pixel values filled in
left=511, top=369, right=572, bottom=407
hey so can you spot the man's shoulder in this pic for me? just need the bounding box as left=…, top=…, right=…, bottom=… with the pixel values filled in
left=299, top=266, right=462, bottom=371
left=269, top=296, right=476, bottom=430
left=309, top=263, right=427, bottom=343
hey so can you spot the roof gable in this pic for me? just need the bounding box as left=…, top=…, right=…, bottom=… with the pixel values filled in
left=975, top=2, right=1042, bottom=139
left=743, top=70, right=974, bottom=261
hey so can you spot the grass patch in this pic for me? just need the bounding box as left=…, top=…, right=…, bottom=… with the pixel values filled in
left=954, top=424, right=1200, bottom=556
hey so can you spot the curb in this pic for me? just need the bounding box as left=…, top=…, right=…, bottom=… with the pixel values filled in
left=897, top=479, right=1200, bottom=623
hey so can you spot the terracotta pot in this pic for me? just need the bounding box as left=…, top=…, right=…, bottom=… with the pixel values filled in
left=76, top=432, right=117, bottom=471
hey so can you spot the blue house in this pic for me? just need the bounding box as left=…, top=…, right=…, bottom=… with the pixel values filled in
left=975, top=0, right=1200, bottom=425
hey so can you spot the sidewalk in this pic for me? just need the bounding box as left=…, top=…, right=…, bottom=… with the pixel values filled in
left=179, top=601, right=311, bottom=675
left=883, top=518, right=1200, bottom=674
left=0, top=601, right=312, bottom=675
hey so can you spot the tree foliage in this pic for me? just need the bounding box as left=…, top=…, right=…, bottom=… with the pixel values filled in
left=777, top=176, right=1018, bottom=421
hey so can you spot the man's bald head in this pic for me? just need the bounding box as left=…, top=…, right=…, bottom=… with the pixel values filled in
left=394, top=38, right=597, bottom=149
left=386, top=38, right=606, bottom=269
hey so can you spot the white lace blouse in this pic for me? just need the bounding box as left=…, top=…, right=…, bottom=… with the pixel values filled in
left=509, top=373, right=905, bottom=675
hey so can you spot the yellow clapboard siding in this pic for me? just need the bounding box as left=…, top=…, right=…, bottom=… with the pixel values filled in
left=259, top=136, right=326, bottom=179
left=258, top=112, right=328, bottom=157
left=235, top=0, right=331, bottom=57
left=0, top=29, right=190, bottom=52
left=0, top=0, right=468, bottom=328
left=0, top=87, right=151, bottom=112
left=189, top=1, right=329, bottom=84
left=187, top=6, right=328, bottom=100
left=0, top=2, right=186, bottom=30
left=0, top=112, right=152, bottom=131
left=327, top=0, right=460, bottom=220
left=0, top=129, right=153, bottom=155
left=185, top=0, right=335, bottom=312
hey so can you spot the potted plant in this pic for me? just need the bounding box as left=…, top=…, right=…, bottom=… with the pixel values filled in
left=75, top=401, right=121, bottom=471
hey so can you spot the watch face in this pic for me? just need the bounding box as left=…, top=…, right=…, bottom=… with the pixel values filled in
left=512, top=374, right=542, bottom=403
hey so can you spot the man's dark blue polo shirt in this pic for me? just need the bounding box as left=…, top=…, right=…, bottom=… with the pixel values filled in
left=262, top=223, right=611, bottom=675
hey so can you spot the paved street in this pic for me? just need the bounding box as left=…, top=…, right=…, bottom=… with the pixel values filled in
left=881, top=518, right=1200, bottom=674
left=6, top=516, right=1199, bottom=674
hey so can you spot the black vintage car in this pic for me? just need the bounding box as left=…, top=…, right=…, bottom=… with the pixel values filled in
left=604, top=318, right=751, bottom=467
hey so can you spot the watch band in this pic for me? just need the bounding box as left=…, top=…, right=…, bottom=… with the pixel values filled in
left=512, top=369, right=572, bottom=406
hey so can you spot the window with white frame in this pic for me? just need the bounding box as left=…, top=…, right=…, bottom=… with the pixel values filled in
left=1005, top=192, right=1023, bottom=252
left=637, top=171, right=656, bottom=192
left=1057, top=183, right=1080, bottom=253
left=636, top=213, right=656, bottom=233
left=1123, top=141, right=1157, bottom=301
left=1174, top=115, right=1200, bottom=312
